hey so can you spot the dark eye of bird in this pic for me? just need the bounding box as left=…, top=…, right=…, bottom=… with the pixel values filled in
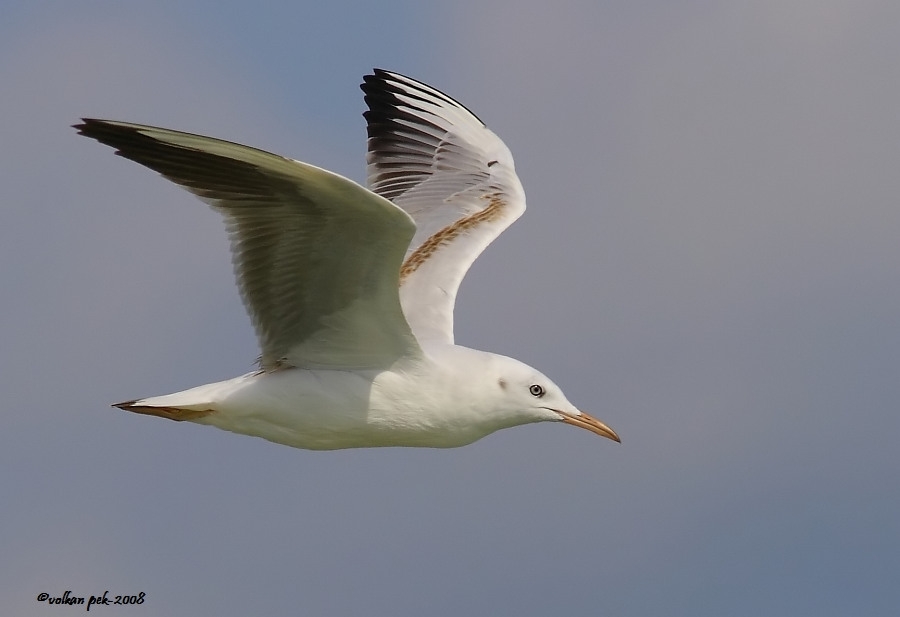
left=529, top=384, right=545, bottom=397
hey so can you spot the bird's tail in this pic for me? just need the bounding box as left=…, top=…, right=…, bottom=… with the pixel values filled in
left=112, top=382, right=227, bottom=422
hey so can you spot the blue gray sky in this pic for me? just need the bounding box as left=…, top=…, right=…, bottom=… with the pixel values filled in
left=3, top=2, right=899, bottom=615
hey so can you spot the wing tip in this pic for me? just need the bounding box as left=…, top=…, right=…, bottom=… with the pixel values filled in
left=72, top=117, right=104, bottom=137
left=73, top=118, right=145, bottom=152
left=360, top=68, right=486, bottom=128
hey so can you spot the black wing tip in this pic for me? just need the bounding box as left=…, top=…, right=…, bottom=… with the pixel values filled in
left=360, top=68, right=486, bottom=128
left=74, top=119, right=166, bottom=169
left=73, top=117, right=115, bottom=134
left=73, top=117, right=101, bottom=137
left=73, top=118, right=145, bottom=152
left=361, top=67, right=400, bottom=88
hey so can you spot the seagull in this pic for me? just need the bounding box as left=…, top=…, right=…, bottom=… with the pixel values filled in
left=76, top=69, right=620, bottom=450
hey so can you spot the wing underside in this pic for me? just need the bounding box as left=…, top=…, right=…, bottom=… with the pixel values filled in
left=76, top=119, right=421, bottom=369
left=362, top=69, right=526, bottom=344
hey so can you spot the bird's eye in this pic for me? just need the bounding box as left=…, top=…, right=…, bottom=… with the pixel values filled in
left=529, top=384, right=545, bottom=397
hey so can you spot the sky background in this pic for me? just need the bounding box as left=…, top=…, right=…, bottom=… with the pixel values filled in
left=3, top=1, right=899, bottom=615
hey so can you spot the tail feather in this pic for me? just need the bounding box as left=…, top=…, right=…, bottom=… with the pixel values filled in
left=113, top=400, right=215, bottom=422
left=112, top=377, right=241, bottom=422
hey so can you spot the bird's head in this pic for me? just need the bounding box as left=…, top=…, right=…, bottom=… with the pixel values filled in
left=485, top=354, right=620, bottom=443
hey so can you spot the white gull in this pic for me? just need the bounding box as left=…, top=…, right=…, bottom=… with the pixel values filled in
left=76, top=69, right=620, bottom=450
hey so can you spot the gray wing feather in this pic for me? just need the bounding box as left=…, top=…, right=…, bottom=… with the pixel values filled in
left=76, top=119, right=420, bottom=369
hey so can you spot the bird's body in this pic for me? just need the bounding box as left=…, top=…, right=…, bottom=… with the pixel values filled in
left=129, top=345, right=564, bottom=450
left=78, top=69, right=619, bottom=450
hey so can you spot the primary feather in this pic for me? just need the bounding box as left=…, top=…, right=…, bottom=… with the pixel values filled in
left=362, top=69, right=527, bottom=344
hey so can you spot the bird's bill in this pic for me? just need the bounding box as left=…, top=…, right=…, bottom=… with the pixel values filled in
left=557, top=410, right=621, bottom=443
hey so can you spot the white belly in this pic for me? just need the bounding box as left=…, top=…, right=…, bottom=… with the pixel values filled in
left=190, top=365, right=489, bottom=450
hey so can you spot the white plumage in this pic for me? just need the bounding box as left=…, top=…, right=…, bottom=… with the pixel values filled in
left=76, top=69, right=619, bottom=449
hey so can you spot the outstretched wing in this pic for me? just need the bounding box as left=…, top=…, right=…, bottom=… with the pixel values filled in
left=362, top=69, right=526, bottom=345
left=76, top=119, right=420, bottom=370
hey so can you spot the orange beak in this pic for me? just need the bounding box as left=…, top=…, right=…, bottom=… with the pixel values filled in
left=557, top=410, right=621, bottom=443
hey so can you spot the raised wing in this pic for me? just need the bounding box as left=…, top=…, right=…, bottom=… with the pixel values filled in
left=76, top=119, right=421, bottom=370
left=361, top=69, right=526, bottom=345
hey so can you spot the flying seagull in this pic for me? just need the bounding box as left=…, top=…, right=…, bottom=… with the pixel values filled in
left=76, top=69, right=620, bottom=449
